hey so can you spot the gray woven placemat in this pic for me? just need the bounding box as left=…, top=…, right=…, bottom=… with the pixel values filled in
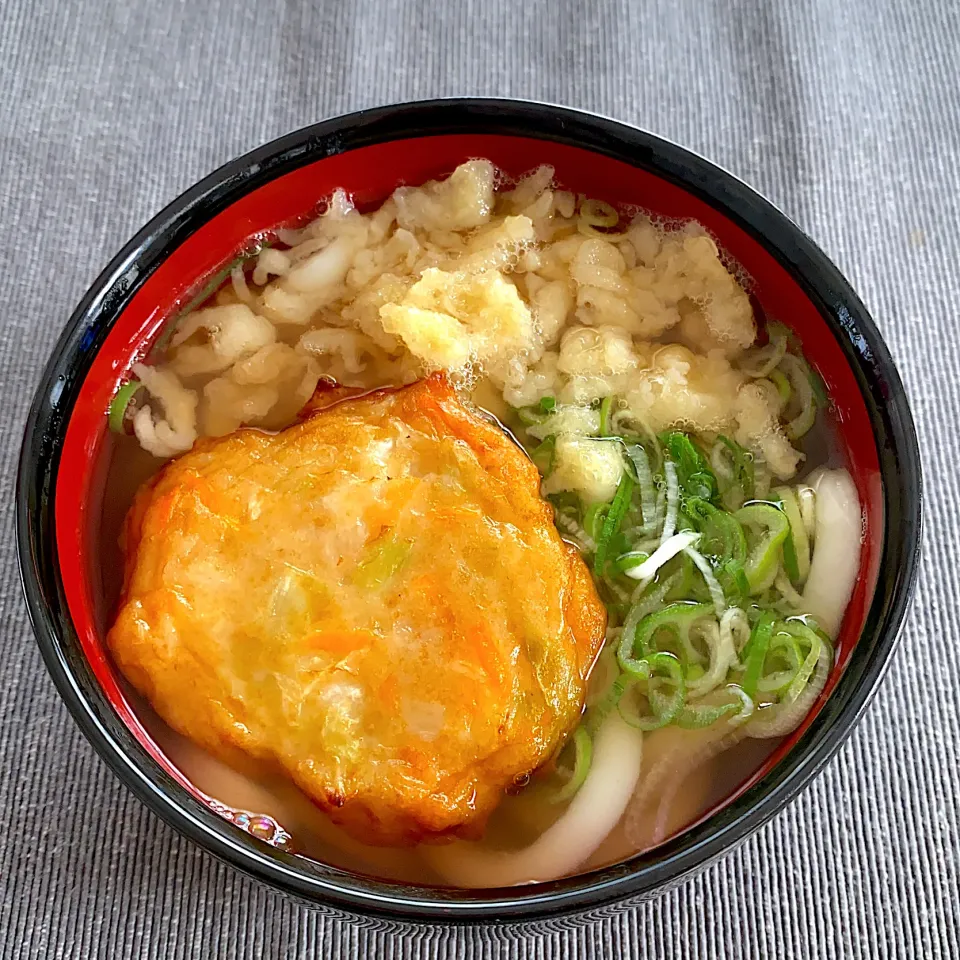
left=0, top=0, right=956, bottom=956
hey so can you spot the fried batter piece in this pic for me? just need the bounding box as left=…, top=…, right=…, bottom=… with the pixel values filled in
left=108, top=375, right=606, bottom=846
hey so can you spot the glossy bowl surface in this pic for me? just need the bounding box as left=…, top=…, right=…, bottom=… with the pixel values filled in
left=17, top=99, right=922, bottom=922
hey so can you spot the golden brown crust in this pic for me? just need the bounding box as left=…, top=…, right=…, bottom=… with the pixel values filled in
left=108, top=375, right=606, bottom=845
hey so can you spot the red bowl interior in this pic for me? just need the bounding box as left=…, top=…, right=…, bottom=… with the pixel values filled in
left=55, top=134, right=883, bottom=844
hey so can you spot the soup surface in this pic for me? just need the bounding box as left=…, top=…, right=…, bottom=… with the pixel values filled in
left=97, top=160, right=862, bottom=886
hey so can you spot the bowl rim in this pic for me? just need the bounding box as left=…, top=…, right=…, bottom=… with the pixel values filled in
left=16, top=96, right=923, bottom=922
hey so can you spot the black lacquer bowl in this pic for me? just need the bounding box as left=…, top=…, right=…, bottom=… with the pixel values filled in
left=16, top=99, right=922, bottom=923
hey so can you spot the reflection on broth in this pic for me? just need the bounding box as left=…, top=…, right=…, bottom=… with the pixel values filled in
left=137, top=684, right=776, bottom=884
left=96, top=161, right=863, bottom=886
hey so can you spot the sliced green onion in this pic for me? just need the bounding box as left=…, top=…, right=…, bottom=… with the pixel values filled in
left=551, top=726, right=593, bottom=803
left=719, top=436, right=756, bottom=504
left=779, top=354, right=817, bottom=440
left=710, top=441, right=735, bottom=483
left=808, top=368, right=828, bottom=408
left=625, top=444, right=658, bottom=534
left=775, top=486, right=810, bottom=585
left=744, top=604, right=765, bottom=627
left=601, top=576, right=633, bottom=605
left=775, top=570, right=805, bottom=608
left=617, top=597, right=647, bottom=666
left=683, top=497, right=747, bottom=563
left=539, top=395, right=557, bottom=413
left=717, top=559, right=751, bottom=605
left=727, top=684, right=756, bottom=723
left=686, top=607, right=748, bottom=699
left=585, top=643, right=620, bottom=708
left=661, top=432, right=718, bottom=501
left=769, top=369, right=791, bottom=405
left=739, top=325, right=788, bottom=378
left=108, top=379, right=143, bottom=434
left=661, top=551, right=695, bottom=602
left=593, top=475, right=634, bottom=574
left=712, top=439, right=750, bottom=511
left=584, top=502, right=609, bottom=542
left=612, top=551, right=650, bottom=574
left=787, top=405, right=816, bottom=441
left=746, top=639, right=832, bottom=739
left=179, top=259, right=244, bottom=314
left=680, top=683, right=756, bottom=729
left=517, top=405, right=549, bottom=427
left=781, top=525, right=801, bottom=583
left=777, top=619, right=824, bottom=702
left=644, top=429, right=664, bottom=474
left=532, top=435, right=556, bottom=474
left=756, top=629, right=803, bottom=696
left=611, top=672, right=644, bottom=726
left=652, top=485, right=667, bottom=532
left=685, top=662, right=706, bottom=683
left=626, top=570, right=682, bottom=621
left=579, top=199, right=622, bottom=235
left=722, top=606, right=752, bottom=657
left=734, top=503, right=790, bottom=594
left=677, top=694, right=743, bottom=729
left=740, top=612, right=776, bottom=699
left=617, top=653, right=686, bottom=730
left=553, top=510, right=596, bottom=551
left=661, top=460, right=679, bottom=543
left=624, top=530, right=700, bottom=581
left=588, top=670, right=632, bottom=725
left=683, top=546, right=727, bottom=617
left=747, top=636, right=832, bottom=738
left=619, top=602, right=714, bottom=671
left=537, top=421, right=834, bottom=743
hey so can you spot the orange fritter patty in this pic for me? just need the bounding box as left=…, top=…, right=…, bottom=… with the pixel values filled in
left=107, top=375, right=606, bottom=846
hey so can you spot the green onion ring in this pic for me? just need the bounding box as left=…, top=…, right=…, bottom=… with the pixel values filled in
left=107, top=380, right=143, bottom=434
left=617, top=653, right=686, bottom=730
left=740, top=611, right=776, bottom=699
left=779, top=354, right=817, bottom=440
left=551, top=726, right=593, bottom=803
left=775, top=485, right=810, bottom=585
left=734, top=503, right=790, bottom=594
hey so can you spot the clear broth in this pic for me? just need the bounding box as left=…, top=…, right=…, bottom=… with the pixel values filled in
left=90, top=167, right=846, bottom=885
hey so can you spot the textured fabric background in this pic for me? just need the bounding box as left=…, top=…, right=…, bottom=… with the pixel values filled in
left=0, top=0, right=956, bottom=956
